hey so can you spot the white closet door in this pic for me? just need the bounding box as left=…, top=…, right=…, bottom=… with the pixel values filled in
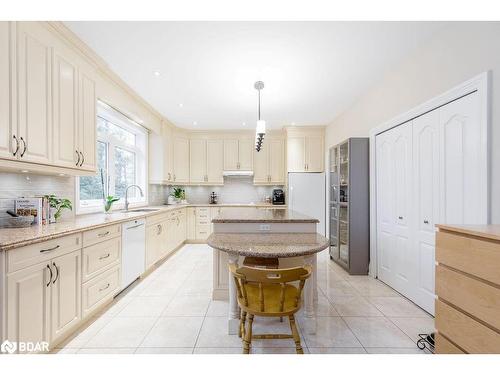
left=412, top=110, right=440, bottom=314
left=439, top=92, right=485, bottom=224
left=376, top=121, right=413, bottom=297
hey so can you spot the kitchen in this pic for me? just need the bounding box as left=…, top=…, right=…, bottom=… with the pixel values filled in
left=0, top=10, right=500, bottom=372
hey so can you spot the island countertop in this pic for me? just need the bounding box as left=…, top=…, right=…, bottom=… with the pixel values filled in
left=207, top=232, right=329, bottom=258
left=211, top=208, right=318, bottom=223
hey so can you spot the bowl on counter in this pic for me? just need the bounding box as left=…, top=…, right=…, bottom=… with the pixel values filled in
left=0, top=215, right=35, bottom=228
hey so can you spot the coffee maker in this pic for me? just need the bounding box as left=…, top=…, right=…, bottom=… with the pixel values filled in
left=272, top=189, right=285, bottom=205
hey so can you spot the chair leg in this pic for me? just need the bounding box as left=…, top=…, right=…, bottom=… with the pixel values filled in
left=243, top=314, right=254, bottom=354
left=289, top=315, right=304, bottom=354
left=240, top=310, right=247, bottom=338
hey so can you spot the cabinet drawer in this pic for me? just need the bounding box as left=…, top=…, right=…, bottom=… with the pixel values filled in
left=82, top=237, right=121, bottom=282
left=436, top=300, right=500, bottom=353
left=436, top=265, right=500, bottom=329
left=82, top=265, right=120, bottom=318
left=146, top=213, right=168, bottom=226
left=436, top=231, right=500, bottom=285
left=196, top=218, right=210, bottom=226
left=7, top=233, right=81, bottom=273
left=196, top=225, right=211, bottom=240
left=435, top=333, right=465, bottom=354
left=83, top=224, right=121, bottom=248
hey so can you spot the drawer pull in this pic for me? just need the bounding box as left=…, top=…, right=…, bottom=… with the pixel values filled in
left=98, top=231, right=110, bottom=237
left=423, top=219, right=429, bottom=224
left=99, top=283, right=110, bottom=292
left=40, top=245, right=60, bottom=253
left=398, top=216, right=403, bottom=220
left=99, top=253, right=111, bottom=260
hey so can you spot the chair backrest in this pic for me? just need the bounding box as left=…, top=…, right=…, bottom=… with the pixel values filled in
left=229, top=264, right=312, bottom=313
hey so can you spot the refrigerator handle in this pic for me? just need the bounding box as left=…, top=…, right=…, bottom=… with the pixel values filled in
left=289, top=186, right=293, bottom=210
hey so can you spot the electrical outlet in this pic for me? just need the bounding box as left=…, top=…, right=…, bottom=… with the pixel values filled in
left=259, top=224, right=271, bottom=231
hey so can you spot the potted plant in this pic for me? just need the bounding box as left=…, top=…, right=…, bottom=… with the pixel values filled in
left=104, top=195, right=120, bottom=213
left=45, top=195, right=72, bottom=223
left=168, top=187, right=184, bottom=204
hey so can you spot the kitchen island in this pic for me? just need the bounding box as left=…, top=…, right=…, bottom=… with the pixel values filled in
left=207, top=208, right=329, bottom=335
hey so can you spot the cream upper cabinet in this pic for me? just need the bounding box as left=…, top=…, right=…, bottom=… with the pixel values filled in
left=16, top=22, right=53, bottom=165
left=6, top=261, right=51, bottom=351
left=287, top=136, right=306, bottom=172
left=286, top=128, right=324, bottom=172
left=206, top=139, right=224, bottom=184
left=50, top=250, right=82, bottom=343
left=78, top=71, right=96, bottom=171
left=52, top=47, right=79, bottom=168
left=190, top=138, right=207, bottom=183
left=163, top=124, right=174, bottom=183
left=224, top=138, right=253, bottom=170
left=0, top=22, right=13, bottom=160
left=148, top=130, right=165, bottom=184
left=190, top=139, right=223, bottom=184
left=253, top=138, right=285, bottom=185
left=173, top=136, right=189, bottom=183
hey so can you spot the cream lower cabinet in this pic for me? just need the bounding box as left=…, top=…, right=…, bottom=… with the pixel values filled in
left=6, top=246, right=82, bottom=351
left=187, top=206, right=196, bottom=240
left=145, top=214, right=168, bottom=269
left=254, top=138, right=285, bottom=185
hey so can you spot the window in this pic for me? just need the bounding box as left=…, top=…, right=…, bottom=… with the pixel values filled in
left=77, top=103, right=148, bottom=214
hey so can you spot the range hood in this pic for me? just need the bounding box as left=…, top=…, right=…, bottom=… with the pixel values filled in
left=223, top=170, right=254, bottom=177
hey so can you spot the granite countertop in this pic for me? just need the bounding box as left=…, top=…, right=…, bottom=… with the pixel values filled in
left=211, top=208, right=318, bottom=223
left=436, top=224, right=500, bottom=242
left=0, top=202, right=286, bottom=251
left=207, top=233, right=329, bottom=258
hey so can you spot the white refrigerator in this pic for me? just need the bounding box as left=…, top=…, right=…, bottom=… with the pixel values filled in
left=288, top=172, right=326, bottom=236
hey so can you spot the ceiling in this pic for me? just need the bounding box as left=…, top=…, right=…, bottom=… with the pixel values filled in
left=66, top=21, right=446, bottom=130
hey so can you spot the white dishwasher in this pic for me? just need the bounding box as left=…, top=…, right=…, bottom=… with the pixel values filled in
left=121, top=219, right=146, bottom=291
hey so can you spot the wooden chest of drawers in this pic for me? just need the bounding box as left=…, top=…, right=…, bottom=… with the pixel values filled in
left=435, top=225, right=500, bottom=354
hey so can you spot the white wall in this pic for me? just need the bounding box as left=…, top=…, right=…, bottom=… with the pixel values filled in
left=325, top=22, right=500, bottom=223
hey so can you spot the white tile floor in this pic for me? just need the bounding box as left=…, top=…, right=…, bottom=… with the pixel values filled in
left=53, top=244, right=434, bottom=354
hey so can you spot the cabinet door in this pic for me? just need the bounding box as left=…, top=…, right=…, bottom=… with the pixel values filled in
left=78, top=71, right=96, bottom=171
left=223, top=139, right=239, bottom=170
left=163, top=124, right=173, bottom=183
left=16, top=22, right=52, bottom=164
left=207, top=139, right=224, bottom=184
left=52, top=48, right=78, bottom=168
left=287, top=136, right=305, bottom=172
left=269, top=138, right=285, bottom=184
left=253, top=140, right=268, bottom=184
left=189, top=139, right=207, bottom=183
left=0, top=22, right=14, bottom=159
left=306, top=135, right=324, bottom=172
left=173, top=136, right=189, bottom=183
left=145, top=224, right=161, bottom=269
left=238, top=138, right=253, bottom=170
left=187, top=207, right=196, bottom=240
left=413, top=110, right=440, bottom=314
left=51, top=250, right=81, bottom=343
left=7, top=261, right=51, bottom=352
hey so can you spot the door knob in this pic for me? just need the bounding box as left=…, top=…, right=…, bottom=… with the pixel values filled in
left=398, top=216, right=403, bottom=220
left=424, top=219, right=429, bottom=224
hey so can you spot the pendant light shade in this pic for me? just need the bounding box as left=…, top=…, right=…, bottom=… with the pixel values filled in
left=254, top=81, right=265, bottom=152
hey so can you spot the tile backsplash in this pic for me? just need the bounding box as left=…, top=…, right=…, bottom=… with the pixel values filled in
left=0, top=173, right=75, bottom=221
left=151, top=176, right=284, bottom=205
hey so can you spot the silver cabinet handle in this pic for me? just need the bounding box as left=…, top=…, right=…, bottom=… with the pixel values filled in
left=99, top=253, right=111, bottom=260
left=99, top=283, right=110, bottom=292
left=98, top=231, right=110, bottom=237
left=52, top=262, right=59, bottom=284
left=157, top=224, right=162, bottom=235
left=12, top=135, right=20, bottom=156
left=79, top=151, right=85, bottom=167
left=20, top=137, right=27, bottom=157
left=40, top=245, right=60, bottom=253
left=46, top=264, right=53, bottom=287
left=168, top=173, right=171, bottom=181
left=76, top=150, right=81, bottom=166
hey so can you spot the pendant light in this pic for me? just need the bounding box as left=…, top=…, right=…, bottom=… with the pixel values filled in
left=254, top=81, right=265, bottom=152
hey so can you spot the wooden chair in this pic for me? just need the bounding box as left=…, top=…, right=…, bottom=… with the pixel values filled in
left=229, top=264, right=312, bottom=354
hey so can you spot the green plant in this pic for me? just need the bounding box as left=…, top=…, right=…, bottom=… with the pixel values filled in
left=171, top=187, right=184, bottom=200
left=45, top=195, right=72, bottom=220
left=104, top=195, right=120, bottom=212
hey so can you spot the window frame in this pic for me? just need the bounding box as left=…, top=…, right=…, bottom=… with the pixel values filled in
left=76, top=102, right=149, bottom=215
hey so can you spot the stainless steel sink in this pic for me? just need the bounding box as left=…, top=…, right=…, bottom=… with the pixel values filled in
left=128, top=208, right=161, bottom=212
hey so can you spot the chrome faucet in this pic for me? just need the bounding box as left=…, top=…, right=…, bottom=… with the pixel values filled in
left=124, top=184, right=144, bottom=211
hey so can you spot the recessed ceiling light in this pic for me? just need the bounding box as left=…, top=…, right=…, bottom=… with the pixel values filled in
left=179, top=103, right=184, bottom=108
left=242, top=122, right=246, bottom=126
left=153, top=71, right=161, bottom=77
